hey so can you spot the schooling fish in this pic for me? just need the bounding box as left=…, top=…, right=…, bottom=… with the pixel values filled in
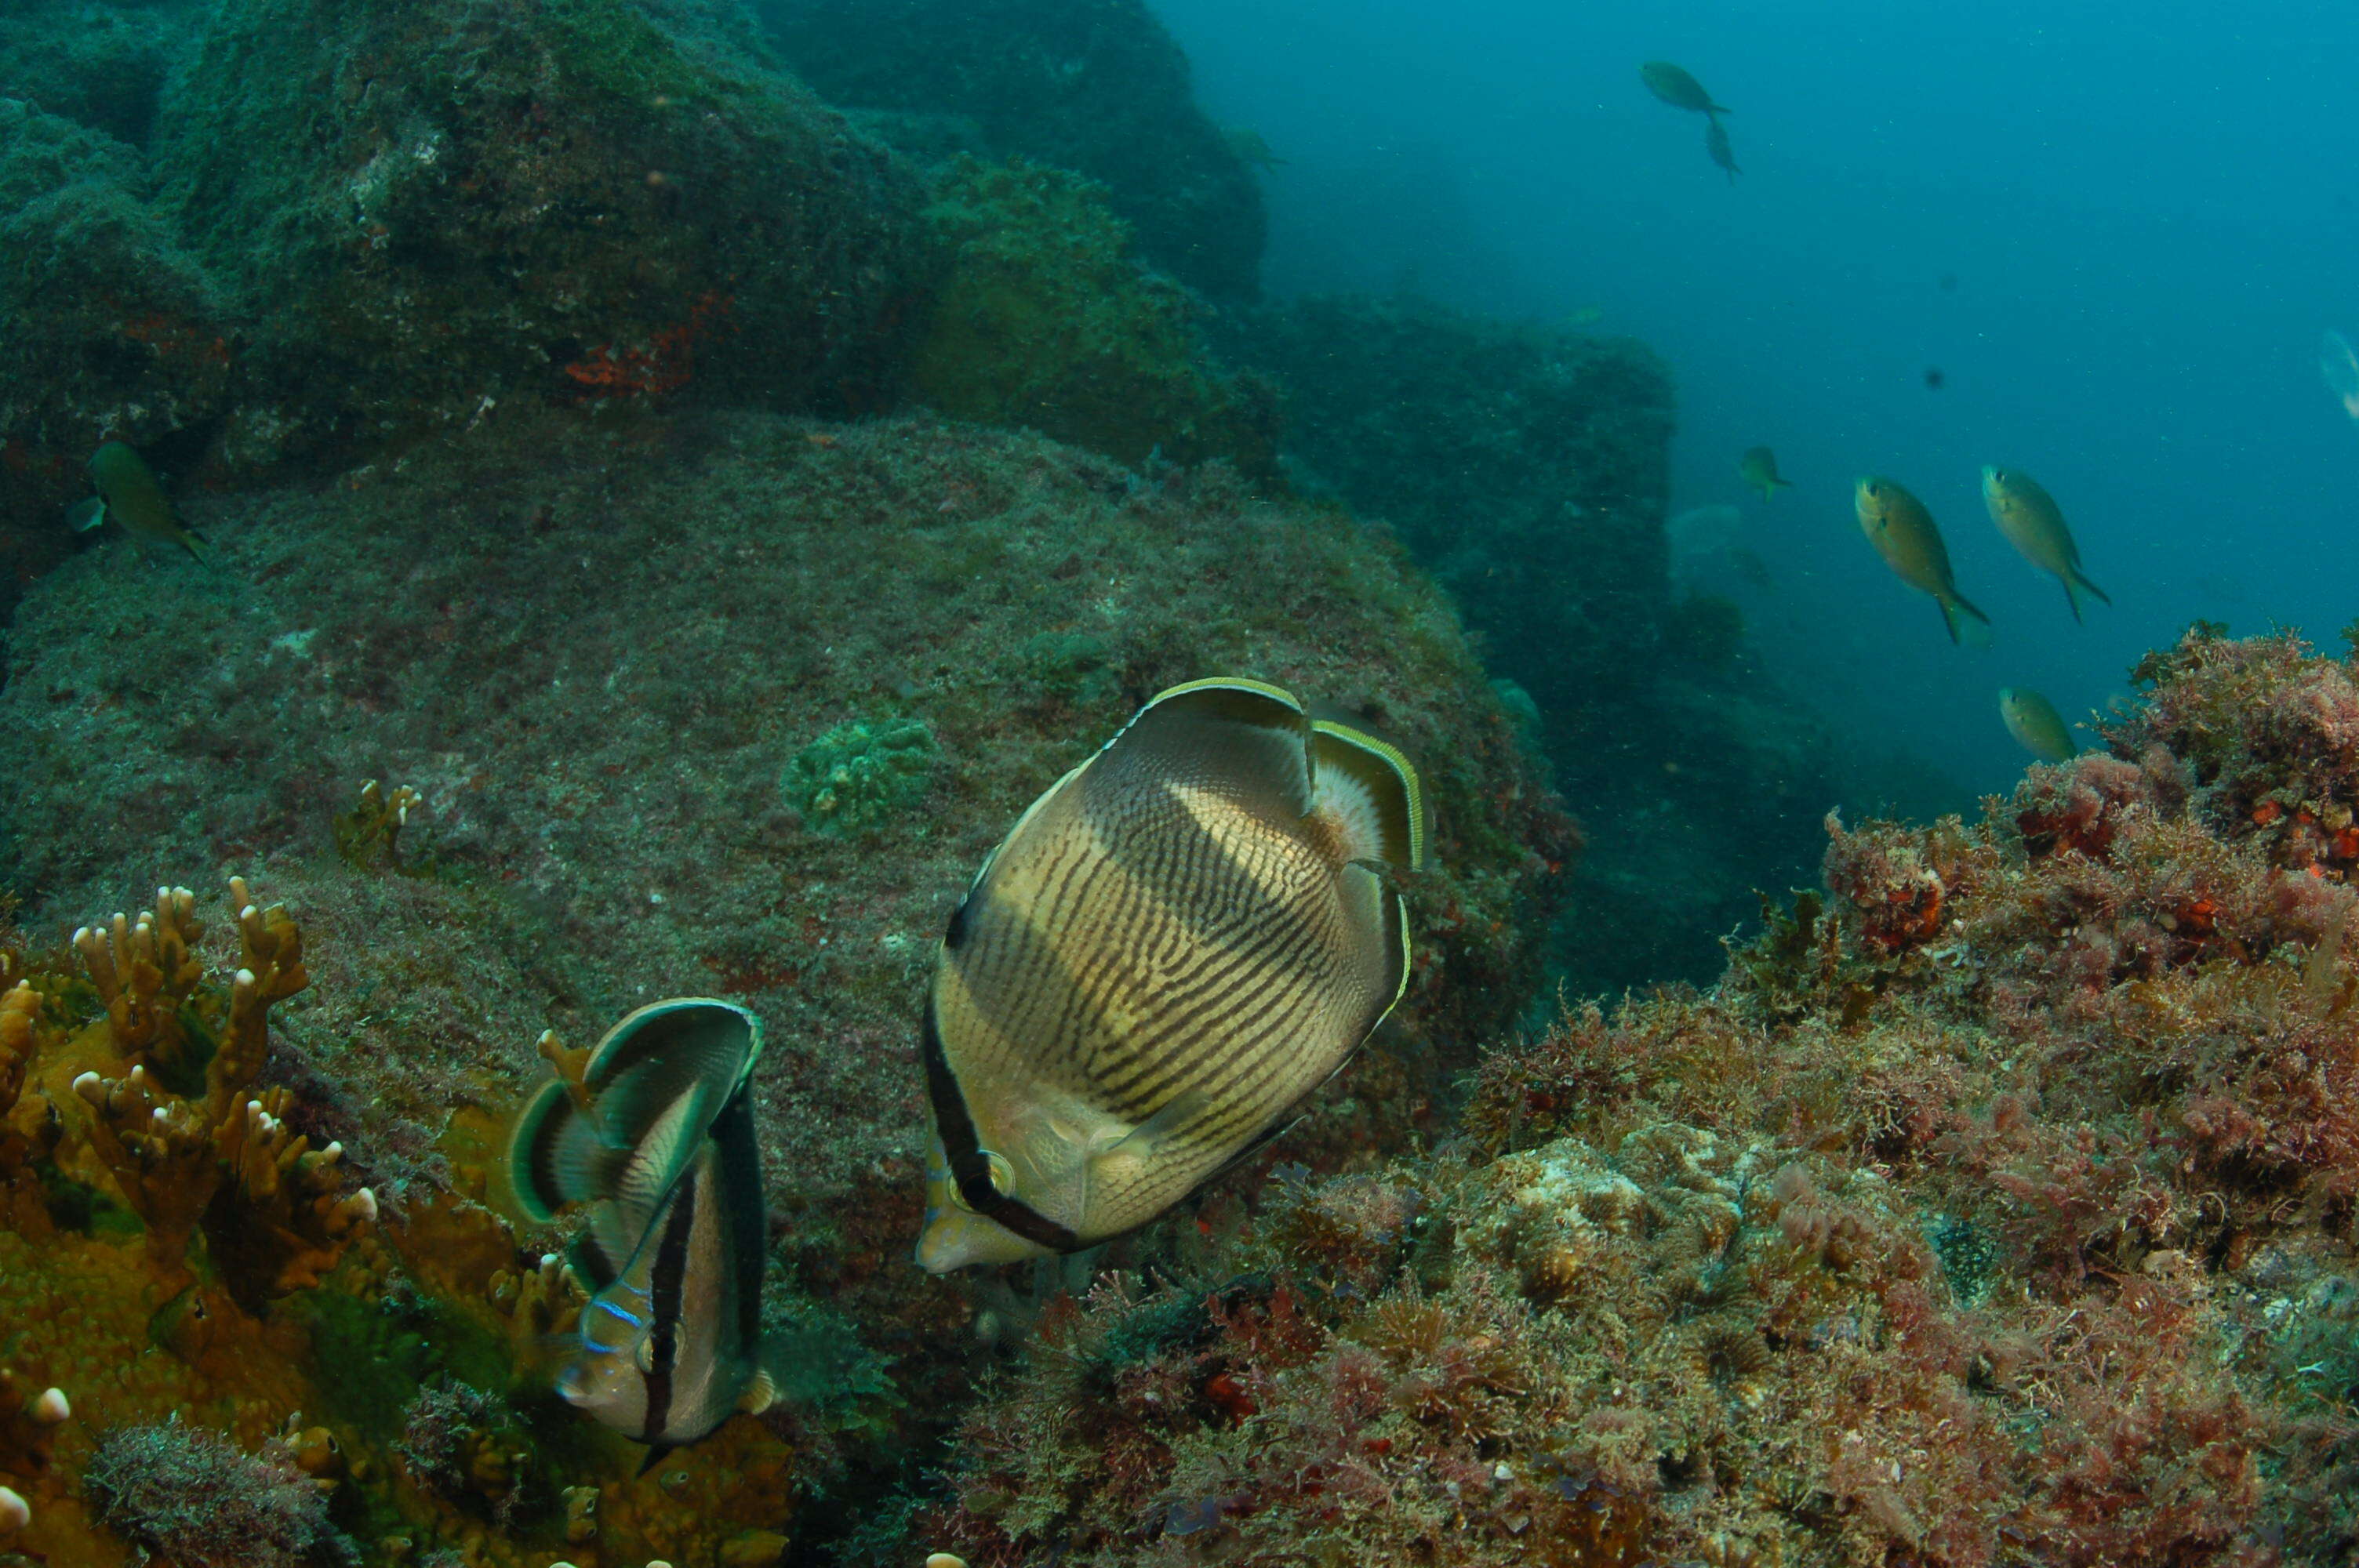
left=88, top=441, right=209, bottom=565
left=508, top=998, right=775, bottom=1450
left=1855, top=476, right=1990, bottom=645
left=1641, top=61, right=1729, bottom=116
left=1704, top=115, right=1740, bottom=182
left=1998, top=687, right=2076, bottom=763
left=1981, top=466, right=2110, bottom=624
left=917, top=677, right=1426, bottom=1272
left=1738, top=446, right=1791, bottom=499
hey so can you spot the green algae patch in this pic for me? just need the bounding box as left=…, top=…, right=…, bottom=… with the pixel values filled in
left=912, top=158, right=1276, bottom=477
left=787, top=717, right=939, bottom=837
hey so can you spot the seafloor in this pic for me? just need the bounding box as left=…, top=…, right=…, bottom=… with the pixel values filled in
left=2, top=2, right=2354, bottom=1566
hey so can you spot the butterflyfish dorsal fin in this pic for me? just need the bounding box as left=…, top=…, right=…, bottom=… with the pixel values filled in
left=1103, top=677, right=1317, bottom=821
left=576, top=998, right=763, bottom=1144
left=1310, top=716, right=1427, bottom=871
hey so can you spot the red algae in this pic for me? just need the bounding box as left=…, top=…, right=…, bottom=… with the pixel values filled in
left=920, top=627, right=2359, bottom=1566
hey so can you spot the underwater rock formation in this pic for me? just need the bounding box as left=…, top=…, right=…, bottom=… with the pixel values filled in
left=911, top=158, right=1278, bottom=477
left=760, top=0, right=1267, bottom=300
left=0, top=98, right=226, bottom=608
left=0, top=406, right=1572, bottom=1555
left=1227, top=293, right=1842, bottom=993
left=0, top=0, right=209, bottom=151
left=0, top=0, right=924, bottom=548
left=153, top=0, right=923, bottom=473
left=917, top=626, right=2359, bottom=1566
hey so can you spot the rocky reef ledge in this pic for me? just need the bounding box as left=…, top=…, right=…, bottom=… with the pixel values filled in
left=918, top=626, right=2359, bottom=1567
left=0, top=408, right=1570, bottom=1563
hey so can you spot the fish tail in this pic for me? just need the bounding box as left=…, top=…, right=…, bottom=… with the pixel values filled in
left=177, top=529, right=214, bottom=569
left=2068, top=568, right=2110, bottom=612
left=1940, top=591, right=1993, bottom=648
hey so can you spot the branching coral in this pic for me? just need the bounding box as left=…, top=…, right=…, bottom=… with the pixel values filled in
left=58, top=876, right=364, bottom=1298
left=332, top=779, right=425, bottom=873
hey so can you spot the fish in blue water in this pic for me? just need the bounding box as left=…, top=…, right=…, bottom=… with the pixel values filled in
left=1856, top=476, right=1990, bottom=645
left=1641, top=61, right=1728, bottom=116
left=1999, top=687, right=2077, bottom=763
left=916, top=677, right=1427, bottom=1272
left=507, top=998, right=775, bottom=1450
left=1981, top=466, right=2110, bottom=623
left=1705, top=115, right=1740, bottom=183
left=2323, top=330, right=2359, bottom=419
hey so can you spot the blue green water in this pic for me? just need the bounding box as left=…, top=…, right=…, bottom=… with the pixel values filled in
left=1157, top=0, right=2357, bottom=800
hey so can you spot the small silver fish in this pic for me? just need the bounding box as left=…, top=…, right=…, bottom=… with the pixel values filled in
left=917, top=678, right=1427, bottom=1272
left=508, top=998, right=775, bottom=1450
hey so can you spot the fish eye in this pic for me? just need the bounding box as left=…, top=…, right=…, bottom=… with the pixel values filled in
left=634, top=1336, right=658, bottom=1374
left=950, top=1148, right=1017, bottom=1211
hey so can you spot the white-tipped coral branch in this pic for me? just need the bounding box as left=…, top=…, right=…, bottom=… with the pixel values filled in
left=73, top=885, right=205, bottom=1065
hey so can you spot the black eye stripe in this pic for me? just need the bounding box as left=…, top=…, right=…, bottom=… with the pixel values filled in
left=918, top=996, right=1079, bottom=1253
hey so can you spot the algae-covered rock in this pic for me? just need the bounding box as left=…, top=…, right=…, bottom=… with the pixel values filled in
left=913, top=157, right=1278, bottom=477
left=0, top=0, right=208, bottom=149
left=0, top=408, right=1572, bottom=1475
left=1225, top=293, right=1677, bottom=716
left=0, top=99, right=225, bottom=621
left=149, top=0, right=925, bottom=471
left=761, top=0, right=1266, bottom=299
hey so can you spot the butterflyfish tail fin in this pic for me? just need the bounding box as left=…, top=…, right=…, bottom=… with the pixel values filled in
left=576, top=999, right=763, bottom=1150
left=1310, top=717, right=1427, bottom=871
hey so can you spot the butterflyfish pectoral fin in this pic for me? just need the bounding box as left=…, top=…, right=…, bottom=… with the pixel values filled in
left=1096, top=1088, right=1216, bottom=1160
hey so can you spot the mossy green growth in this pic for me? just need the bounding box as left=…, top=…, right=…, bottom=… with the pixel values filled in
left=538, top=0, right=705, bottom=111
left=787, top=717, right=938, bottom=836
left=1019, top=630, right=1118, bottom=707
left=911, top=158, right=1277, bottom=478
